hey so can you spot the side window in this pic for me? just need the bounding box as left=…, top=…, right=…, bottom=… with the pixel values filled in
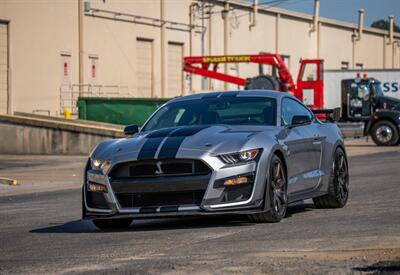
left=281, top=98, right=313, bottom=125
left=300, top=63, right=318, bottom=81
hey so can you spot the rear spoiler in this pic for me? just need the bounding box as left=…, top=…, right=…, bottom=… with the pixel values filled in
left=312, top=107, right=341, bottom=122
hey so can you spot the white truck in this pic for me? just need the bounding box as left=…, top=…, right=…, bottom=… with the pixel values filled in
left=320, top=69, right=400, bottom=146
left=323, top=69, right=400, bottom=109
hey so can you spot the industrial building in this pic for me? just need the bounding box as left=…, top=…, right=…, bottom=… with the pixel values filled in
left=0, top=0, right=399, bottom=116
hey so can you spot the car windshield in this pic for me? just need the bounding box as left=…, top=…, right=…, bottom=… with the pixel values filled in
left=142, top=96, right=277, bottom=132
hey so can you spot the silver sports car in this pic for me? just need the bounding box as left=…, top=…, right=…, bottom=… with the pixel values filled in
left=82, top=90, right=349, bottom=229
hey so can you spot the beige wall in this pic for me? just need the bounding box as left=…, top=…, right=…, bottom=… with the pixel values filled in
left=320, top=25, right=353, bottom=70
left=278, top=16, right=317, bottom=75
left=0, top=0, right=399, bottom=116
left=354, top=31, right=384, bottom=69
left=0, top=0, right=79, bottom=115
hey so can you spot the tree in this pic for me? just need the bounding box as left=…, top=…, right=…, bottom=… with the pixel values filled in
left=371, top=19, right=400, bottom=33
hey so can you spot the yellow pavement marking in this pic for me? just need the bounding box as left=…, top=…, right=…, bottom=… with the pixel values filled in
left=0, top=177, right=18, bottom=186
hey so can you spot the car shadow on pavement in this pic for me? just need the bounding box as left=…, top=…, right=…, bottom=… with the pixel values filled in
left=353, top=261, right=400, bottom=273
left=30, top=203, right=315, bottom=234
left=285, top=202, right=314, bottom=218
left=30, top=219, right=97, bottom=233
left=29, top=216, right=253, bottom=234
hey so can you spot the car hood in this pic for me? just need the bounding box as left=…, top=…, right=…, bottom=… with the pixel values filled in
left=92, top=125, right=279, bottom=162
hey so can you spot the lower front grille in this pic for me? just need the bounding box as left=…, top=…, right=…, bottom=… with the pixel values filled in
left=116, top=190, right=205, bottom=208
left=85, top=190, right=110, bottom=209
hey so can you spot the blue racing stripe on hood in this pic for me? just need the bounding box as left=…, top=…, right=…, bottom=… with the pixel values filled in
left=137, top=125, right=210, bottom=160
left=137, top=137, right=164, bottom=160
left=157, top=125, right=210, bottom=159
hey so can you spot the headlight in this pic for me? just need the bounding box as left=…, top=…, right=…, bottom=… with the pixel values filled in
left=239, top=149, right=259, bottom=161
left=90, top=159, right=111, bottom=175
left=218, top=149, right=260, bottom=164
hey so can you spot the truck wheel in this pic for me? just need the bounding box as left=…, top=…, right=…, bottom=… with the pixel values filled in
left=370, top=120, right=399, bottom=146
left=244, top=75, right=280, bottom=91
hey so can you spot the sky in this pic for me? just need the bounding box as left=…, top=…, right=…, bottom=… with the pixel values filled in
left=261, top=0, right=400, bottom=26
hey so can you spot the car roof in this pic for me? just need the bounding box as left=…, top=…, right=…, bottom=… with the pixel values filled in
left=168, top=90, right=294, bottom=103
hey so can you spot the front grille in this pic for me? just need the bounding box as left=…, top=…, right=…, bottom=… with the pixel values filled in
left=116, top=190, right=205, bottom=208
left=110, top=159, right=211, bottom=178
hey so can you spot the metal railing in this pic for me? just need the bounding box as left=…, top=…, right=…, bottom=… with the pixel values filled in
left=60, top=84, right=131, bottom=115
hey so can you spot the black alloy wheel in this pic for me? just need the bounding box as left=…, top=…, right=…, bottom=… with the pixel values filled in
left=335, top=151, right=349, bottom=204
left=270, top=156, right=287, bottom=218
left=313, top=147, right=349, bottom=208
left=248, top=154, right=287, bottom=223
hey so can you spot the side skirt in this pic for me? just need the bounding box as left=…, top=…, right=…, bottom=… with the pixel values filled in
left=288, top=189, right=328, bottom=204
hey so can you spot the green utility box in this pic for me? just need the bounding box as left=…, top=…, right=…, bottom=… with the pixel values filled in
left=77, top=97, right=170, bottom=126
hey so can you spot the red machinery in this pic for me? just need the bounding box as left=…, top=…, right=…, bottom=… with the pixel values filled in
left=183, top=54, right=324, bottom=109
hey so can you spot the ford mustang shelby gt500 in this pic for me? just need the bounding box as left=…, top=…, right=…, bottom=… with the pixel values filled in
left=82, top=90, right=349, bottom=229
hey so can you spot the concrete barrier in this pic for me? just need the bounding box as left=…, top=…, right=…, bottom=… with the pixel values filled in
left=0, top=114, right=124, bottom=155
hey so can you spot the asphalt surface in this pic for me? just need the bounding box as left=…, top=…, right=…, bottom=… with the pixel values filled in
left=0, top=143, right=399, bottom=274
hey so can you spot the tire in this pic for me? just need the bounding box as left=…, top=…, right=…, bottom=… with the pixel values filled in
left=313, top=147, right=349, bottom=208
left=92, top=218, right=133, bottom=230
left=244, top=75, right=280, bottom=91
left=248, top=154, right=287, bottom=223
left=370, top=120, right=399, bottom=146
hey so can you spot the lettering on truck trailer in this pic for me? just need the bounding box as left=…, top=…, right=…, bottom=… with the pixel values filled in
left=383, top=82, right=399, bottom=93
left=202, top=56, right=251, bottom=63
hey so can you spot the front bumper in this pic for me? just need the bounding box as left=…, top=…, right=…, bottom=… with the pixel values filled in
left=84, top=159, right=265, bottom=219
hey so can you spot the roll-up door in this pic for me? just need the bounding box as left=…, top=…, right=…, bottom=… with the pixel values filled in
left=136, top=38, right=153, bottom=97
left=167, top=42, right=183, bottom=97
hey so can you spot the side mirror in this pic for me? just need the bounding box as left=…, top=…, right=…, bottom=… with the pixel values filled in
left=123, top=124, right=139, bottom=136
left=291, top=115, right=311, bottom=126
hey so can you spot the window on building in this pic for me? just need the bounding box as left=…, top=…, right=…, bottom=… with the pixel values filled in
left=341, top=61, right=349, bottom=70
left=356, top=63, right=364, bottom=70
